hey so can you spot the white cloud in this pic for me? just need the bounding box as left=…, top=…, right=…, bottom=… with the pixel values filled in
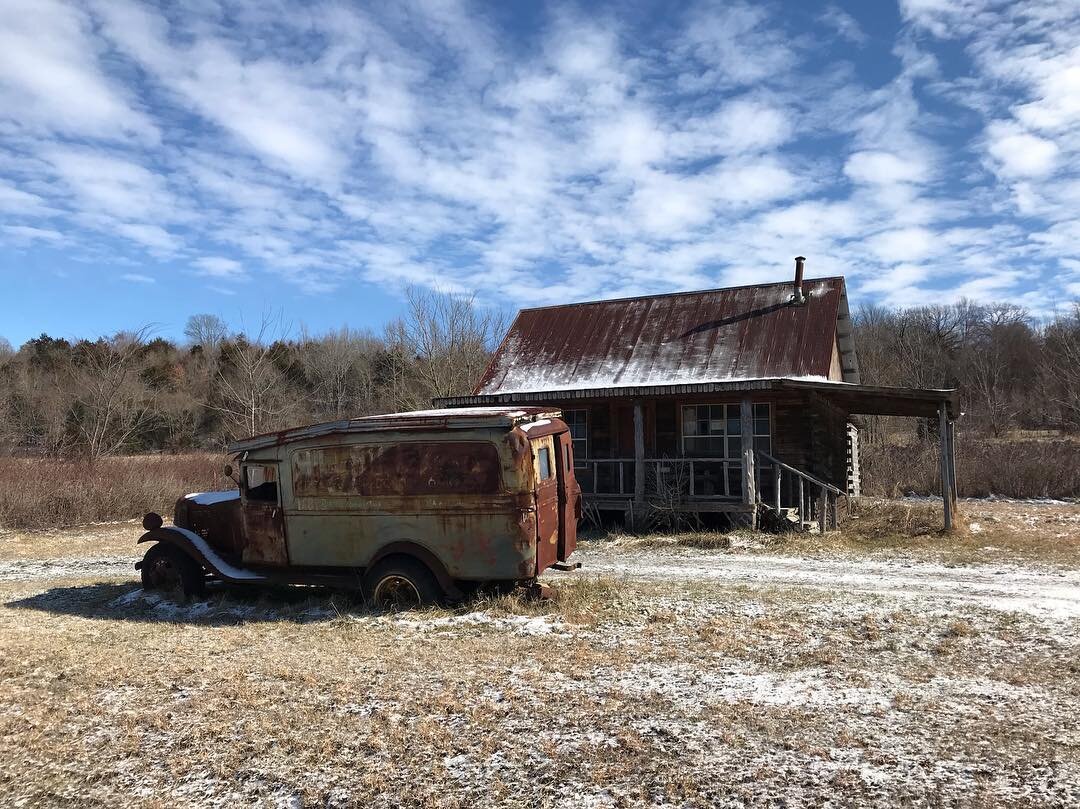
left=820, top=6, right=868, bottom=46
left=114, top=223, right=181, bottom=252
left=42, top=147, right=177, bottom=221
left=866, top=227, right=936, bottom=263
left=0, top=0, right=156, bottom=140
left=844, top=150, right=929, bottom=185
left=194, top=257, right=245, bottom=279
left=120, top=273, right=155, bottom=283
left=0, top=0, right=1075, bottom=318
left=2, top=224, right=65, bottom=244
left=986, top=123, right=1060, bottom=178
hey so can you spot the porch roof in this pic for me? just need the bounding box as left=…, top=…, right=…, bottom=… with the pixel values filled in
left=436, top=378, right=959, bottom=419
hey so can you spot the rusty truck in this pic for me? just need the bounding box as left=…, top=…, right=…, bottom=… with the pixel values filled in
left=137, top=407, right=581, bottom=608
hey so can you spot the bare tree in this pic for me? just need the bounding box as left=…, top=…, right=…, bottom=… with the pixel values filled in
left=385, top=286, right=508, bottom=409
left=1043, top=303, right=1080, bottom=431
left=210, top=312, right=294, bottom=439
left=184, top=314, right=228, bottom=352
left=64, top=328, right=158, bottom=459
left=298, top=326, right=379, bottom=419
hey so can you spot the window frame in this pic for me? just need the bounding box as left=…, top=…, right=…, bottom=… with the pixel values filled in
left=679, top=402, right=772, bottom=458
left=243, top=463, right=281, bottom=505
left=562, top=408, right=589, bottom=466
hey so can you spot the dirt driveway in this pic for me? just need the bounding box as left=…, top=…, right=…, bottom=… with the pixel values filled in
left=1, top=524, right=1079, bottom=807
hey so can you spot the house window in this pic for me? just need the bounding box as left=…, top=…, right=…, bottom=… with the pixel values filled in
left=681, top=404, right=772, bottom=498
left=681, top=403, right=771, bottom=457
left=563, top=409, right=588, bottom=465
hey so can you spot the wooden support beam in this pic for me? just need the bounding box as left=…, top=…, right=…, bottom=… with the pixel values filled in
left=939, top=403, right=953, bottom=532
left=633, top=401, right=645, bottom=509
left=797, top=477, right=805, bottom=529
left=946, top=418, right=958, bottom=503
left=740, top=399, right=756, bottom=505
left=818, top=486, right=827, bottom=533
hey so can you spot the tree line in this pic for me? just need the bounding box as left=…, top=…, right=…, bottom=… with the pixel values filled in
left=1, top=290, right=1078, bottom=459
left=854, top=300, right=1080, bottom=441
left=0, top=288, right=505, bottom=458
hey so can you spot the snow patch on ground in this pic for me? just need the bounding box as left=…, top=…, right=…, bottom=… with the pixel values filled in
left=573, top=546, right=1080, bottom=620
left=0, top=557, right=134, bottom=581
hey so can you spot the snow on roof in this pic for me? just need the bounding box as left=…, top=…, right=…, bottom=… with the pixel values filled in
left=475, top=277, right=859, bottom=395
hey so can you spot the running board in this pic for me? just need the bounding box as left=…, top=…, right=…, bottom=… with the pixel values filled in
left=550, top=561, right=582, bottom=572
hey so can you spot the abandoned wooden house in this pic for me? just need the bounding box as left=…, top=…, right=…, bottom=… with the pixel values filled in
left=438, top=258, right=960, bottom=531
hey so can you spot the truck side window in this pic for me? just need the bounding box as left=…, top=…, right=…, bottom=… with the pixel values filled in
left=537, top=447, right=552, bottom=480
left=245, top=464, right=279, bottom=503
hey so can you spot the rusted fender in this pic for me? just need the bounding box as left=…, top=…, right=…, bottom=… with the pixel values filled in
left=136, top=526, right=267, bottom=583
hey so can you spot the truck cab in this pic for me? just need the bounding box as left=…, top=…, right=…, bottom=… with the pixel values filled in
left=137, top=407, right=581, bottom=607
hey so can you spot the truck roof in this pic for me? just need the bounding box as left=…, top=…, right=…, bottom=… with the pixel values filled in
left=228, top=406, right=561, bottom=454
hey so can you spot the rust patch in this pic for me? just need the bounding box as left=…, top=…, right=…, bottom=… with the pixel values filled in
left=293, top=441, right=502, bottom=497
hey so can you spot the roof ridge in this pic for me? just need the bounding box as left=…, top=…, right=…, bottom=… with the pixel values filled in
left=517, top=276, right=844, bottom=313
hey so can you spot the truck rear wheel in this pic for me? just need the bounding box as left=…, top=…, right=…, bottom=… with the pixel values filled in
left=140, top=543, right=205, bottom=598
left=365, top=556, right=442, bottom=610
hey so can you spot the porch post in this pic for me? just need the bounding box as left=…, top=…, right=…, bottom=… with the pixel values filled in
left=938, top=402, right=953, bottom=532
left=633, top=400, right=645, bottom=509
left=740, top=399, right=756, bottom=524
left=946, top=418, right=958, bottom=503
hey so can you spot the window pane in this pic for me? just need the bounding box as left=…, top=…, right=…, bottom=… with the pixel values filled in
left=727, top=437, right=742, bottom=458
left=708, top=418, right=724, bottom=434
left=684, top=418, right=699, bottom=436
left=755, top=419, right=770, bottom=436
left=754, top=403, right=769, bottom=419
left=726, top=464, right=741, bottom=497
left=538, top=447, right=551, bottom=480
left=682, top=406, right=697, bottom=426
left=753, top=436, right=771, bottom=453
left=726, top=417, right=740, bottom=436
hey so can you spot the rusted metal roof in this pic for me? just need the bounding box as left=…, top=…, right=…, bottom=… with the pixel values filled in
left=474, top=277, right=860, bottom=396
left=229, top=406, right=559, bottom=454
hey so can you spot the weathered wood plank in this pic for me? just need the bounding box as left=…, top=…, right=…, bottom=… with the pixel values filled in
left=939, top=403, right=953, bottom=532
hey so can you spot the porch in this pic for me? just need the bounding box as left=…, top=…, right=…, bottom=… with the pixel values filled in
left=439, top=377, right=960, bottom=532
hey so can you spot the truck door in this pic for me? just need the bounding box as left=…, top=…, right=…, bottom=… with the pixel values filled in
left=240, top=463, right=289, bottom=566
left=553, top=430, right=579, bottom=561
left=531, top=436, right=559, bottom=573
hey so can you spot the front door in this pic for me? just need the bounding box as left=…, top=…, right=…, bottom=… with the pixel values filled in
left=240, top=463, right=289, bottom=566
left=553, top=430, right=579, bottom=562
left=531, top=436, right=559, bottom=573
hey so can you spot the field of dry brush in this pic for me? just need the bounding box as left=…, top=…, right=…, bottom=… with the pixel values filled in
left=2, top=500, right=1079, bottom=807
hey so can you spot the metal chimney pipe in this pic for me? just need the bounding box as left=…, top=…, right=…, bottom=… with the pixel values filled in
left=793, top=256, right=806, bottom=304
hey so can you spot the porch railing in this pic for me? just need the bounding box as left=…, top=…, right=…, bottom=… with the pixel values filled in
left=575, top=457, right=768, bottom=501
left=575, top=453, right=846, bottom=531
left=753, top=450, right=846, bottom=531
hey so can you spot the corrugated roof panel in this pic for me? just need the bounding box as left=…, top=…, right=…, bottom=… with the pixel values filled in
left=474, top=277, right=851, bottom=395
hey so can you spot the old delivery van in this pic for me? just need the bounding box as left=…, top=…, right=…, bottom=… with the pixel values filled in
left=137, top=407, right=581, bottom=607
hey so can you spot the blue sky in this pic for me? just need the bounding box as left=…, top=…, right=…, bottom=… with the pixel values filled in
left=2, top=0, right=1079, bottom=346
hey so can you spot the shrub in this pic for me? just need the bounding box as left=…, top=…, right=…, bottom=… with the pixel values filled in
left=0, top=454, right=228, bottom=530
left=861, top=438, right=1080, bottom=500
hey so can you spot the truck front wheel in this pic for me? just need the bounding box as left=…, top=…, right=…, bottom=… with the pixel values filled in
left=140, top=543, right=206, bottom=599
left=365, top=556, right=442, bottom=610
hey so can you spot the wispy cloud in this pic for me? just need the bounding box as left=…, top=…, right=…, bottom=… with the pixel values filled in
left=0, top=0, right=1077, bottom=320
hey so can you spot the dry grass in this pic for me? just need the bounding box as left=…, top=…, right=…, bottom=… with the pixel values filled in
left=1, top=565, right=1078, bottom=807
left=3, top=506, right=1080, bottom=804
left=585, top=498, right=1080, bottom=568
left=862, top=437, right=1080, bottom=500
left=0, top=454, right=228, bottom=530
